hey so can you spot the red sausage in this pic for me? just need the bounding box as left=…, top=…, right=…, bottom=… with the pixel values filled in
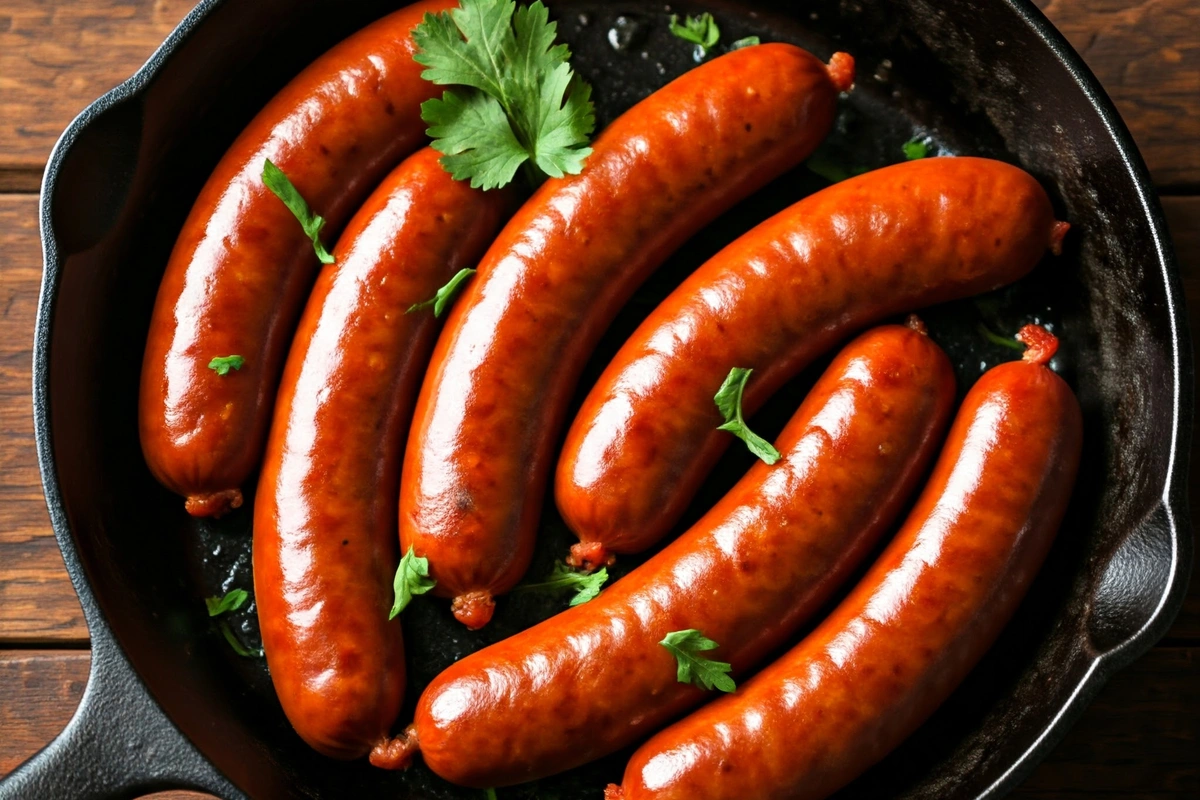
left=400, top=44, right=856, bottom=628
left=252, top=148, right=508, bottom=762
left=140, top=0, right=452, bottom=518
left=610, top=325, right=1082, bottom=800
left=557, top=156, right=1071, bottom=569
left=380, top=323, right=954, bottom=785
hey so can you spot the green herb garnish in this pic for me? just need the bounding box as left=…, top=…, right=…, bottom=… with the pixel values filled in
left=978, top=323, right=1025, bottom=351
left=902, top=139, right=929, bottom=160
left=669, top=13, right=720, bottom=58
left=208, top=355, right=245, bottom=376
left=516, top=561, right=608, bottom=606
left=206, top=589, right=249, bottom=617
left=408, top=268, right=477, bottom=317
left=219, top=620, right=264, bottom=658
left=413, top=0, right=596, bottom=190
left=660, top=629, right=735, bottom=692
left=262, top=159, right=335, bottom=264
left=714, top=367, right=781, bottom=465
left=730, top=36, right=760, bottom=50
left=390, top=546, right=437, bottom=619
left=485, top=789, right=498, bottom=800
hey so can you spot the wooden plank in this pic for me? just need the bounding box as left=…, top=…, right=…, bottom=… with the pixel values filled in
left=0, top=648, right=1194, bottom=796
left=0, top=0, right=1196, bottom=188
left=0, top=0, right=197, bottom=190
left=0, top=195, right=86, bottom=642
left=1036, top=0, right=1200, bottom=188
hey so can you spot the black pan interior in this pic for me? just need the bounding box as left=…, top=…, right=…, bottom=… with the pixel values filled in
left=40, top=0, right=1188, bottom=797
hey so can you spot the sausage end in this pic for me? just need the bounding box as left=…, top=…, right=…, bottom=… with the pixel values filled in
left=185, top=488, right=243, bottom=518
left=567, top=541, right=617, bottom=573
left=604, top=785, right=625, bottom=800
left=826, top=52, right=856, bottom=93
left=451, top=590, right=496, bottom=629
left=1049, top=220, right=1070, bottom=256
left=369, top=726, right=419, bottom=771
left=1016, top=324, right=1059, bottom=365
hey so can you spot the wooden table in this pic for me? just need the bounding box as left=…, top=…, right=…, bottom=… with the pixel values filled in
left=1, top=0, right=1196, bottom=797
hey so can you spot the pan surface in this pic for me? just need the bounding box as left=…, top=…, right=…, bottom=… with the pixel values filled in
left=24, top=0, right=1190, bottom=797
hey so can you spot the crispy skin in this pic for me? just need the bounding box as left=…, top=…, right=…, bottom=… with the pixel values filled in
left=140, top=0, right=452, bottom=516
left=404, top=325, right=954, bottom=786
left=558, top=156, right=1064, bottom=562
left=613, top=333, right=1082, bottom=800
left=400, top=43, right=854, bottom=625
left=252, top=149, right=507, bottom=760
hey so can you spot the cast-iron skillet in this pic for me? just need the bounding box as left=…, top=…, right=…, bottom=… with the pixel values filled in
left=3, top=0, right=1191, bottom=797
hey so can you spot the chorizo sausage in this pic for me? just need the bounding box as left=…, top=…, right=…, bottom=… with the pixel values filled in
left=609, top=325, right=1082, bottom=800
left=558, top=156, right=1071, bottom=568
left=252, top=148, right=508, bottom=761
left=140, top=0, right=452, bottom=517
left=381, top=322, right=954, bottom=785
left=400, top=43, right=856, bottom=628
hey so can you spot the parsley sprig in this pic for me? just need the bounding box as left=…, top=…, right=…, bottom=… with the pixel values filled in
left=262, top=159, right=335, bottom=264
left=903, top=138, right=929, bottom=160
left=208, top=355, right=245, bottom=376
left=516, top=561, right=608, bottom=606
left=408, top=268, right=476, bottom=317
left=668, top=13, right=720, bottom=58
left=660, top=629, right=735, bottom=692
left=206, top=589, right=248, bottom=617
left=390, top=547, right=437, bottom=618
left=413, top=0, right=596, bottom=190
left=714, top=367, right=781, bottom=465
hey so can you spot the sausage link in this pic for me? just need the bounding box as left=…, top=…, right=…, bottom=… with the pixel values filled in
left=610, top=325, right=1082, bottom=800
left=558, top=156, right=1070, bottom=567
left=140, top=0, right=453, bottom=517
left=400, top=44, right=855, bottom=628
left=388, top=323, right=954, bottom=785
left=252, top=148, right=508, bottom=761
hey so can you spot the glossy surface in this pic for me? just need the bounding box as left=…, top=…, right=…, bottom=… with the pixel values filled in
left=557, top=156, right=1064, bottom=563
left=252, top=149, right=507, bottom=761
left=399, top=43, right=853, bottom=626
left=613, top=332, right=1083, bottom=800
left=139, top=0, right=452, bottom=516
left=405, top=324, right=956, bottom=787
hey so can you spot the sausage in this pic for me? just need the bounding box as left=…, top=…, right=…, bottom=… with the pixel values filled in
left=609, top=324, right=1082, bottom=800
left=140, top=0, right=453, bottom=518
left=557, top=156, right=1071, bottom=569
left=400, top=44, right=857, bottom=628
left=380, top=322, right=955, bottom=785
left=252, top=148, right=508, bottom=762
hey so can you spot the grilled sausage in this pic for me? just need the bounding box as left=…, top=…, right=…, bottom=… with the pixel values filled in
left=557, top=156, right=1071, bottom=569
left=379, top=322, right=954, bottom=784
left=399, top=43, right=856, bottom=628
left=252, top=148, right=508, bottom=761
left=140, top=0, right=452, bottom=518
left=609, top=325, right=1082, bottom=800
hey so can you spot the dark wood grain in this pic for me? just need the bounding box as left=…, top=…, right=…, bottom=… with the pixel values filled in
left=0, top=0, right=1196, bottom=190
left=1036, top=0, right=1200, bottom=189
left=0, top=648, right=1194, bottom=797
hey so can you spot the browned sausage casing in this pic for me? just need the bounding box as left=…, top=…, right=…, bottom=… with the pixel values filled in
left=609, top=325, right=1082, bottom=800
left=252, top=148, right=508, bottom=761
left=388, top=323, right=954, bottom=785
left=140, top=0, right=452, bottom=518
left=558, top=156, right=1070, bottom=568
left=400, top=44, right=856, bottom=628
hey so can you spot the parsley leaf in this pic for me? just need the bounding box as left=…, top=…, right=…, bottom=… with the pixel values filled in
left=219, top=620, right=263, bottom=658
left=978, top=323, right=1024, bottom=351
left=390, top=547, right=437, bottom=619
left=903, top=139, right=929, bottom=160
left=516, top=561, right=608, bottom=606
left=660, top=629, right=735, bottom=692
left=485, top=790, right=498, bottom=800
left=408, top=268, right=477, bottom=317
left=669, top=13, right=721, bottom=57
left=261, top=159, right=335, bottom=264
left=714, top=367, right=781, bottom=465
left=413, top=0, right=595, bottom=190
left=730, top=36, right=760, bottom=50
left=206, top=589, right=248, bottom=617
left=208, top=355, right=245, bottom=376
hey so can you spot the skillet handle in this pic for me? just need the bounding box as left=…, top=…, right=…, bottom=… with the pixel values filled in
left=0, top=632, right=241, bottom=800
